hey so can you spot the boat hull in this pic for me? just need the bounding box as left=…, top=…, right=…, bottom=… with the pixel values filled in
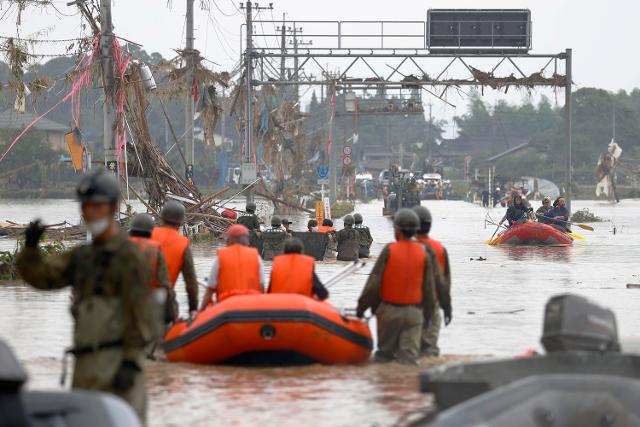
left=163, top=294, right=373, bottom=365
left=495, top=222, right=573, bottom=246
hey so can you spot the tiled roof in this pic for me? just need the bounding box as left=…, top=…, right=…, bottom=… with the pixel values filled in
left=0, top=109, right=68, bottom=133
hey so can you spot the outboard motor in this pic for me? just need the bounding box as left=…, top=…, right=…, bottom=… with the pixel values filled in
left=542, top=294, right=620, bottom=353
left=0, top=341, right=31, bottom=427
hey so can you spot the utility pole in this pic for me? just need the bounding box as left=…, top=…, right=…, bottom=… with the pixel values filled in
left=427, top=102, right=433, bottom=160
left=292, top=26, right=299, bottom=101
left=279, top=13, right=286, bottom=81
left=564, top=48, right=572, bottom=212
left=240, top=1, right=273, bottom=204
left=184, top=0, right=195, bottom=184
left=99, top=0, right=116, bottom=174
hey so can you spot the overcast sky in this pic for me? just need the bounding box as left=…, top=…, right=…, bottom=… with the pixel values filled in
left=4, top=0, right=640, bottom=126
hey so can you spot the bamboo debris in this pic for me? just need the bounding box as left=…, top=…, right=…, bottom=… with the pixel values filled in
left=123, top=64, right=232, bottom=237
left=0, top=221, right=86, bottom=240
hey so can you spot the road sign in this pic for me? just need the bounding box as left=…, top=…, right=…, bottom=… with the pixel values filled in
left=342, top=156, right=352, bottom=166
left=106, top=160, right=118, bottom=174
left=316, top=165, right=329, bottom=179
left=323, top=197, right=332, bottom=220
left=315, top=201, right=324, bottom=225
left=317, top=178, right=330, bottom=185
left=343, top=145, right=352, bottom=156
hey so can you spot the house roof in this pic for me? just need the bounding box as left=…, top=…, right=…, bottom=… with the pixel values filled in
left=0, top=109, right=68, bottom=133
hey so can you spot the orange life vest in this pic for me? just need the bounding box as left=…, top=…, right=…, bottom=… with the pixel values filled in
left=129, top=236, right=161, bottom=289
left=269, top=253, right=314, bottom=297
left=418, top=237, right=446, bottom=273
left=151, top=226, right=189, bottom=286
left=380, top=241, right=426, bottom=305
left=217, top=244, right=261, bottom=300
left=317, top=226, right=336, bottom=233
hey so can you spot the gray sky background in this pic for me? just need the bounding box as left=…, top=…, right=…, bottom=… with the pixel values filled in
left=3, top=0, right=640, bottom=128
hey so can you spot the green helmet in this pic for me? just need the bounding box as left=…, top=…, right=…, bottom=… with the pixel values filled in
left=76, top=169, right=120, bottom=204
left=343, top=215, right=355, bottom=226
left=353, top=213, right=363, bottom=224
left=246, top=202, right=256, bottom=213
left=393, top=208, right=419, bottom=231
left=130, top=213, right=155, bottom=234
left=412, top=205, right=432, bottom=224
left=160, top=200, right=186, bottom=225
left=271, top=216, right=282, bottom=227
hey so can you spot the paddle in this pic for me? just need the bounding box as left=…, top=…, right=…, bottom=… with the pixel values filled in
left=567, top=232, right=585, bottom=241
left=535, top=213, right=594, bottom=231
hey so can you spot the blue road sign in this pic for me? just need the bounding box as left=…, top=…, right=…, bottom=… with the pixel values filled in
left=316, top=166, right=329, bottom=179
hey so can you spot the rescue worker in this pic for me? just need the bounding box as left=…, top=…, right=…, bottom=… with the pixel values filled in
left=281, top=219, right=294, bottom=237
left=500, top=194, right=532, bottom=227
left=200, top=224, right=265, bottom=309
left=353, top=213, right=373, bottom=258
left=317, top=218, right=335, bottom=233
left=318, top=219, right=337, bottom=259
left=356, top=209, right=451, bottom=365
left=151, top=201, right=199, bottom=321
left=336, top=215, right=360, bottom=261
left=237, top=201, right=260, bottom=231
left=307, top=219, right=318, bottom=232
left=544, top=196, right=570, bottom=231
left=16, top=169, right=155, bottom=422
left=413, top=206, right=452, bottom=357
left=261, top=216, right=289, bottom=260
left=536, top=196, right=553, bottom=224
left=268, top=238, right=329, bottom=300
left=129, top=213, right=176, bottom=323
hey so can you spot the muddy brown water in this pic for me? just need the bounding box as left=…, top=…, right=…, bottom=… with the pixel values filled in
left=1, top=198, right=639, bottom=426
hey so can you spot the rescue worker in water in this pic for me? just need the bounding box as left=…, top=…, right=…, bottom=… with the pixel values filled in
left=16, top=169, right=156, bottom=422
left=151, top=201, right=199, bottom=320
left=356, top=209, right=448, bottom=364
left=268, top=238, right=329, bottom=300
left=413, top=206, right=453, bottom=357
left=336, top=215, right=360, bottom=261
left=128, top=213, right=176, bottom=323
left=200, top=224, right=265, bottom=309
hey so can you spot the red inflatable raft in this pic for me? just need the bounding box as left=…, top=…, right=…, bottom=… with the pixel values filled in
left=163, top=294, right=372, bottom=365
left=493, top=222, right=573, bottom=246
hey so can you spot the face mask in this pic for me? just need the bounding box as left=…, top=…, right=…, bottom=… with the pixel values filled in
left=86, top=217, right=111, bottom=237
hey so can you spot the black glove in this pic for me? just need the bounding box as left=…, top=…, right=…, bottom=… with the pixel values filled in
left=527, top=207, right=534, bottom=213
left=356, top=307, right=365, bottom=319
left=443, top=305, right=452, bottom=326
left=112, top=359, right=141, bottom=391
left=25, top=220, right=45, bottom=248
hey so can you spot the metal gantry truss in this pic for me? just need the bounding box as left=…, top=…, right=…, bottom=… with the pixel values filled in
left=242, top=17, right=573, bottom=207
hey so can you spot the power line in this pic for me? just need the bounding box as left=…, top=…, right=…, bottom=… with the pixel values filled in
left=209, top=0, right=238, bottom=17
left=0, top=34, right=90, bottom=43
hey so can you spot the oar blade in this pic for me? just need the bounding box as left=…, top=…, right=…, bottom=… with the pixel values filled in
left=576, top=223, right=594, bottom=231
left=568, top=232, right=585, bottom=240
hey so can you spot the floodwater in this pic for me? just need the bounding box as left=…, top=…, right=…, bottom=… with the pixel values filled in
left=1, top=198, right=639, bottom=426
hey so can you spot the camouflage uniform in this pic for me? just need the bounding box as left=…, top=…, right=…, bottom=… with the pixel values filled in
left=16, top=232, right=155, bottom=422
left=261, top=227, right=288, bottom=260
left=336, top=228, right=360, bottom=261
left=419, top=246, right=451, bottom=356
left=354, top=224, right=373, bottom=258
left=237, top=213, right=260, bottom=231
left=357, top=243, right=449, bottom=364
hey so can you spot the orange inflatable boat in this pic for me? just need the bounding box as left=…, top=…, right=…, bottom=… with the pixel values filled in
left=163, top=294, right=373, bottom=365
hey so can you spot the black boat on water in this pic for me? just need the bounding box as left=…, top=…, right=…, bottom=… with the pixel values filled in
left=413, top=294, right=640, bottom=427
